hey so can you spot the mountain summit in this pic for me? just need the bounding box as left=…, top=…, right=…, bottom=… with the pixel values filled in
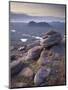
left=28, top=21, right=51, bottom=27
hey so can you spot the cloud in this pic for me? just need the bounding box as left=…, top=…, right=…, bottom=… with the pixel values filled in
left=10, top=2, right=66, bottom=17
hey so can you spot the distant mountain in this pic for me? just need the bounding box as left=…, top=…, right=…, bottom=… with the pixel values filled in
left=10, top=12, right=65, bottom=22
left=28, top=21, right=51, bottom=27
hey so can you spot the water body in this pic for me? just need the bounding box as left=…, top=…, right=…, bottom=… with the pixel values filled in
left=10, top=22, right=65, bottom=45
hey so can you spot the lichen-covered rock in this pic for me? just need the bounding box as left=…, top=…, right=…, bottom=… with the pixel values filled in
left=34, top=67, right=51, bottom=86
left=10, top=55, right=17, bottom=62
left=10, top=60, right=28, bottom=77
left=51, top=42, right=65, bottom=56
left=11, top=82, right=28, bottom=88
left=27, top=40, right=40, bottom=50
left=40, top=30, right=62, bottom=48
left=18, top=67, right=34, bottom=78
left=18, top=46, right=26, bottom=51
left=37, top=49, right=54, bottom=66
left=26, top=46, right=43, bottom=60
left=37, top=49, right=48, bottom=65
left=47, top=58, right=65, bottom=85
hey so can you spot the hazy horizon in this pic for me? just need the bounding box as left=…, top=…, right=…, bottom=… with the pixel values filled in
left=10, top=12, right=65, bottom=23
left=10, top=2, right=66, bottom=23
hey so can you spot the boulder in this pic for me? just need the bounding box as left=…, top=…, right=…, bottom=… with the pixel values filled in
left=47, top=59, right=65, bottom=85
left=26, top=46, right=43, bottom=60
left=18, top=46, right=26, bottom=51
left=10, top=46, right=14, bottom=51
left=18, top=67, right=33, bottom=78
left=10, top=60, right=28, bottom=77
left=37, top=49, right=54, bottom=66
left=34, top=67, right=51, bottom=86
left=11, top=82, right=28, bottom=88
left=10, top=55, right=17, bottom=62
left=40, top=30, right=62, bottom=48
left=27, top=40, right=40, bottom=50
left=51, top=42, right=65, bottom=57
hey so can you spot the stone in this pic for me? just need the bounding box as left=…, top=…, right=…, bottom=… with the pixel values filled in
left=10, top=46, right=14, bottom=51
left=18, top=67, right=33, bottom=78
left=18, top=46, right=26, bottom=51
left=51, top=42, right=65, bottom=57
left=27, top=40, right=40, bottom=50
left=11, top=82, right=28, bottom=88
left=10, top=60, right=28, bottom=77
left=40, top=30, right=62, bottom=48
left=34, top=67, right=51, bottom=86
left=37, top=49, right=53, bottom=66
left=26, top=46, right=43, bottom=60
left=10, top=55, right=17, bottom=62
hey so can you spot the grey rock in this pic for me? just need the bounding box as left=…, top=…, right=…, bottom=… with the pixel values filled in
left=10, top=55, right=17, bottom=62
left=37, top=43, right=64, bottom=66
left=10, top=46, right=14, bottom=51
left=51, top=42, right=65, bottom=56
left=11, top=82, right=28, bottom=88
left=34, top=67, right=51, bottom=86
left=49, top=66, right=59, bottom=80
left=37, top=49, right=50, bottom=65
left=40, top=30, right=62, bottom=48
left=18, top=46, right=26, bottom=51
left=26, top=46, right=43, bottom=60
left=18, top=67, right=33, bottom=78
left=27, top=40, right=40, bottom=50
left=10, top=60, right=28, bottom=77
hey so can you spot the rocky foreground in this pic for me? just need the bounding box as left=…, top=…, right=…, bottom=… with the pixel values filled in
left=10, top=30, right=66, bottom=88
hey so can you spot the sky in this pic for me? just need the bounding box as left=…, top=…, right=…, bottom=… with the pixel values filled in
left=10, top=2, right=66, bottom=18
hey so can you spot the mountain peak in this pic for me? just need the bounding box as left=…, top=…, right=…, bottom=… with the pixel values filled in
left=28, top=21, right=51, bottom=27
